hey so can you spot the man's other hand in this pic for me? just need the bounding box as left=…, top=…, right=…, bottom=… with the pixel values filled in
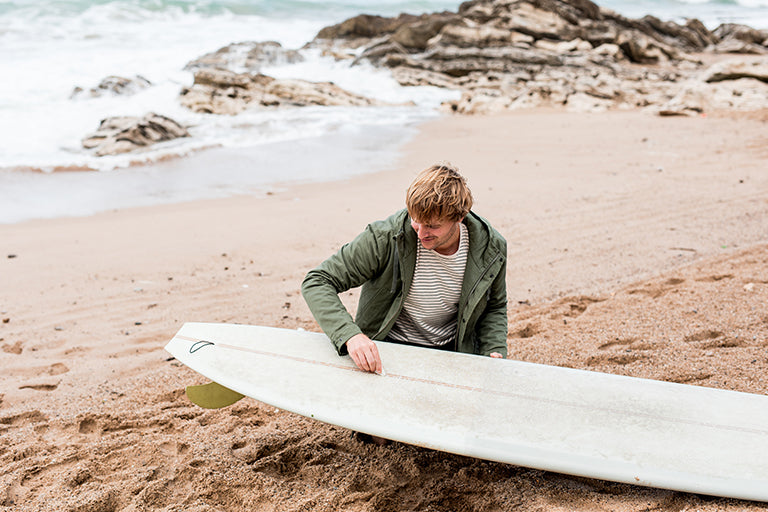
left=346, top=333, right=383, bottom=374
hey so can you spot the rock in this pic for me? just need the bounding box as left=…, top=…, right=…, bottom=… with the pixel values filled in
left=701, top=59, right=768, bottom=84
left=185, top=41, right=303, bottom=72
left=179, top=68, right=382, bottom=115
left=427, top=24, right=533, bottom=48
left=638, top=15, right=718, bottom=50
left=71, top=75, right=151, bottom=99
left=534, top=38, right=593, bottom=53
left=591, top=43, right=624, bottom=60
left=415, top=45, right=565, bottom=75
left=390, top=13, right=460, bottom=50
left=389, top=66, right=461, bottom=88
left=82, top=113, right=189, bottom=156
left=617, top=30, right=674, bottom=64
left=356, top=40, right=410, bottom=65
left=658, top=72, right=768, bottom=115
left=179, top=68, right=263, bottom=115
left=713, top=38, right=768, bottom=55
left=315, top=13, right=420, bottom=41
left=264, top=79, right=382, bottom=107
left=498, top=1, right=581, bottom=41
left=711, top=24, right=768, bottom=54
left=304, top=0, right=768, bottom=115
left=713, top=23, right=768, bottom=46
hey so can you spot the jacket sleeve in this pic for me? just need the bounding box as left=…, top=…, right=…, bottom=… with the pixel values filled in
left=301, top=225, right=387, bottom=355
left=476, top=251, right=508, bottom=358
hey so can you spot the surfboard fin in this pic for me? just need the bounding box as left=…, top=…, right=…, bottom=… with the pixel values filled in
left=185, top=381, right=245, bottom=409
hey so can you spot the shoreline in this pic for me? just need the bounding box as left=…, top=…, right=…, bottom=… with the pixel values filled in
left=2, top=108, right=768, bottom=511
left=0, top=119, right=425, bottom=225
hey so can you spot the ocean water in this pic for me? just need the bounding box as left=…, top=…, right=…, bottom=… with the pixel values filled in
left=1, top=0, right=766, bottom=223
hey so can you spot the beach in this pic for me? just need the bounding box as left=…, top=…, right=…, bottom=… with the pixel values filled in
left=2, top=108, right=768, bottom=510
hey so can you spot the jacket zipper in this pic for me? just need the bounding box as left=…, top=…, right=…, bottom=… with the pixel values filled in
left=390, top=230, right=402, bottom=294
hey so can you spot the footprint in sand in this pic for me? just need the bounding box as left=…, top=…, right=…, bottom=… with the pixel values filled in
left=0, top=410, right=49, bottom=427
left=627, top=278, right=684, bottom=299
left=8, top=362, right=69, bottom=378
left=696, top=274, right=734, bottom=282
left=78, top=416, right=99, bottom=434
left=46, top=363, right=69, bottom=376
left=19, top=382, right=59, bottom=392
left=684, top=330, right=723, bottom=342
left=1, top=340, right=23, bottom=354
left=512, top=323, right=540, bottom=339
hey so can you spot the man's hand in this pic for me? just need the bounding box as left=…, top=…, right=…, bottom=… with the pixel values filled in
left=346, top=333, right=383, bottom=374
left=490, top=352, right=503, bottom=358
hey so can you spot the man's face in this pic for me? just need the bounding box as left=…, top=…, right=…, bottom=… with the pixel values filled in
left=410, top=215, right=464, bottom=255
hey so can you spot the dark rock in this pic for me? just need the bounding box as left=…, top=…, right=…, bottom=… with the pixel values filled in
left=390, top=13, right=460, bottom=50
left=639, top=15, right=718, bottom=50
left=82, top=113, right=189, bottom=156
left=315, top=13, right=421, bottom=41
left=713, top=23, right=768, bottom=46
left=71, top=75, right=151, bottom=99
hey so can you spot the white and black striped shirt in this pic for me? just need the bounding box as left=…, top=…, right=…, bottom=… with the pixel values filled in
left=387, top=223, right=469, bottom=347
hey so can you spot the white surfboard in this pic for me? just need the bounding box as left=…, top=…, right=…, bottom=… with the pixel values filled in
left=165, top=322, right=768, bottom=502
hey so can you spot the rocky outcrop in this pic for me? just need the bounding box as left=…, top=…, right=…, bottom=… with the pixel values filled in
left=82, top=113, right=189, bottom=156
left=179, top=68, right=383, bottom=115
left=311, top=0, right=768, bottom=115
left=71, top=75, right=151, bottom=99
left=712, top=24, right=768, bottom=54
left=179, top=39, right=389, bottom=114
left=184, top=41, right=304, bottom=72
left=316, top=0, right=721, bottom=63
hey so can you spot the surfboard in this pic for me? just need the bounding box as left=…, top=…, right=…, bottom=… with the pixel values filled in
left=165, top=322, right=768, bottom=502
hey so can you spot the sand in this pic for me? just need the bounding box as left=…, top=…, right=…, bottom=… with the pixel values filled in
left=1, top=109, right=767, bottom=511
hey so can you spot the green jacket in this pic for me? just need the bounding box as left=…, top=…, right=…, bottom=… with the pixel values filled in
left=301, top=209, right=508, bottom=357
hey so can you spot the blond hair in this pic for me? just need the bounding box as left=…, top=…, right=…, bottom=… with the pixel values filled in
left=406, top=163, right=473, bottom=222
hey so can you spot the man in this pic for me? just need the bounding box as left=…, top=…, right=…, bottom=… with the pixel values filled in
left=301, top=163, right=507, bottom=374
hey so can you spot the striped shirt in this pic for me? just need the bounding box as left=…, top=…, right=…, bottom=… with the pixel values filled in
left=387, top=222, right=469, bottom=347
